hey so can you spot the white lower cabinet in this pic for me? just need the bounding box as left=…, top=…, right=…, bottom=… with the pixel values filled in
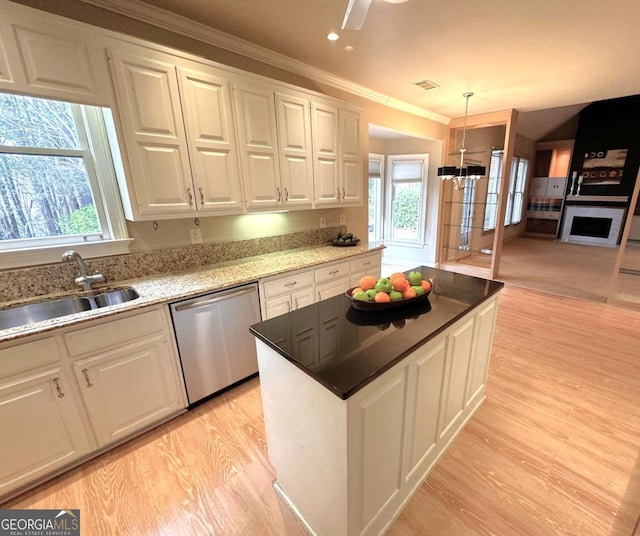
left=0, top=367, right=90, bottom=497
left=72, top=334, right=182, bottom=447
left=0, top=305, right=187, bottom=500
left=257, top=292, right=500, bottom=536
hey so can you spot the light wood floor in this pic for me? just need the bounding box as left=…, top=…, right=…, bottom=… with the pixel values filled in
left=5, top=285, right=640, bottom=535
left=439, top=237, right=640, bottom=306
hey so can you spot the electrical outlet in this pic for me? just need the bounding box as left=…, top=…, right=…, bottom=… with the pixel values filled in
left=340, top=214, right=346, bottom=225
left=190, top=228, right=203, bottom=244
left=319, top=217, right=326, bottom=228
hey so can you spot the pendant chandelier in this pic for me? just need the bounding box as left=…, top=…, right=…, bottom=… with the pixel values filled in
left=437, top=92, right=486, bottom=191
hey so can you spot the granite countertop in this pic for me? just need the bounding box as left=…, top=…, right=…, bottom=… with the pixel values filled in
left=250, top=266, right=504, bottom=400
left=0, top=244, right=383, bottom=344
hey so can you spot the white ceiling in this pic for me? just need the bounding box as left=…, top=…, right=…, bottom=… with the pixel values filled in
left=96, top=0, right=640, bottom=140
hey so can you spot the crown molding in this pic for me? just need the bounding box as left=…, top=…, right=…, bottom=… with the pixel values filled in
left=78, top=0, right=448, bottom=125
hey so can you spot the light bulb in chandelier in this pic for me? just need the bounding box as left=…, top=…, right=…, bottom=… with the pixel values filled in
left=437, top=92, right=486, bottom=190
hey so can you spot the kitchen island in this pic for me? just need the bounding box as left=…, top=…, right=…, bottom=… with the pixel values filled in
left=250, top=266, right=503, bottom=536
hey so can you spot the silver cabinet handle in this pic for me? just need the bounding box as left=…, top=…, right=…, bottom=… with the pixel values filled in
left=363, top=261, right=371, bottom=266
left=82, top=368, right=93, bottom=388
left=277, top=187, right=281, bottom=202
left=199, top=187, right=204, bottom=204
left=53, top=377, right=64, bottom=398
left=337, top=187, right=341, bottom=200
left=187, top=188, right=193, bottom=206
left=329, top=270, right=339, bottom=275
left=342, top=187, right=346, bottom=199
left=284, top=281, right=297, bottom=288
left=284, top=187, right=289, bottom=202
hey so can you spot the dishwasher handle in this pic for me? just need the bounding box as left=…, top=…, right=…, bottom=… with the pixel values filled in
left=173, top=286, right=257, bottom=312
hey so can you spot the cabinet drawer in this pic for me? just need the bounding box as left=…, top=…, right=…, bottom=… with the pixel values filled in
left=64, top=308, right=165, bottom=357
left=527, top=211, right=560, bottom=220
left=315, top=261, right=350, bottom=284
left=262, top=270, right=314, bottom=299
left=0, top=338, right=59, bottom=378
left=350, top=253, right=381, bottom=274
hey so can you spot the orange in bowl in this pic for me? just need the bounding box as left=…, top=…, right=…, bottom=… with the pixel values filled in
left=359, top=275, right=377, bottom=291
left=374, top=292, right=391, bottom=303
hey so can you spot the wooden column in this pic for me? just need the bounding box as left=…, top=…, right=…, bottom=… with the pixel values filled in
left=490, top=109, right=518, bottom=279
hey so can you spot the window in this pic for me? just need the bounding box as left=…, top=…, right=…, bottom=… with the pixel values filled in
left=483, top=151, right=528, bottom=231
left=368, top=154, right=384, bottom=246
left=0, top=93, right=128, bottom=268
left=386, top=154, right=428, bottom=244
left=506, top=156, right=528, bottom=225
left=483, top=151, right=502, bottom=232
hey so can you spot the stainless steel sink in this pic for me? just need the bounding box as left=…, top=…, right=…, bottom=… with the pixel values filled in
left=91, top=287, right=140, bottom=308
left=0, top=287, right=140, bottom=330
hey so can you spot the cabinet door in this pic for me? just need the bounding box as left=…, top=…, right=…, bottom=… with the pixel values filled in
left=109, top=48, right=194, bottom=215
left=264, top=294, right=292, bottom=320
left=73, top=335, right=182, bottom=447
left=291, top=287, right=315, bottom=311
left=316, top=277, right=350, bottom=301
left=0, top=369, right=90, bottom=496
left=546, top=177, right=567, bottom=198
left=312, top=101, right=340, bottom=207
left=348, top=370, right=406, bottom=533
left=275, top=92, right=314, bottom=209
left=0, top=18, right=17, bottom=85
left=401, top=339, right=447, bottom=484
left=529, top=177, right=547, bottom=197
left=465, top=298, right=498, bottom=407
left=0, top=4, right=111, bottom=105
left=438, top=317, right=474, bottom=441
left=178, top=67, right=244, bottom=214
left=339, top=108, right=363, bottom=205
left=234, top=83, right=282, bottom=210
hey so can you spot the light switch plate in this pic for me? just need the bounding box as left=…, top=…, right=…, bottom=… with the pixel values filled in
left=190, top=228, right=203, bottom=244
left=340, top=214, right=346, bottom=225
left=319, top=217, right=326, bottom=228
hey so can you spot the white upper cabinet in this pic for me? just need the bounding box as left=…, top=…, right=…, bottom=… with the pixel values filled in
left=107, top=41, right=245, bottom=219
left=233, top=81, right=283, bottom=211
left=0, top=1, right=112, bottom=105
left=339, top=107, right=363, bottom=205
left=108, top=48, right=194, bottom=216
left=313, top=100, right=363, bottom=207
left=177, top=67, right=244, bottom=213
left=312, top=101, right=341, bottom=206
left=275, top=92, right=314, bottom=208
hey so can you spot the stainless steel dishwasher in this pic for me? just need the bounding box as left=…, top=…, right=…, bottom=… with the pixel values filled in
left=169, top=283, right=261, bottom=406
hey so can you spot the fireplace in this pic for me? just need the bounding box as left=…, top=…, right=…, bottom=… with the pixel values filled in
left=560, top=206, right=626, bottom=247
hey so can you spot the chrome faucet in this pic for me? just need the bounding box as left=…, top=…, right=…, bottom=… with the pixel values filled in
left=61, top=250, right=105, bottom=292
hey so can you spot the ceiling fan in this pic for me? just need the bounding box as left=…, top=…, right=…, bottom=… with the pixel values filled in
left=341, top=0, right=408, bottom=30
left=341, top=0, right=372, bottom=30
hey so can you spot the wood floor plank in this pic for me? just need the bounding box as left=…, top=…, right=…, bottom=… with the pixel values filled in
left=3, top=284, right=640, bottom=535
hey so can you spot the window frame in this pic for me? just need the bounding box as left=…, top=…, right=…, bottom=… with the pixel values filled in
left=483, top=151, right=529, bottom=232
left=0, top=97, right=130, bottom=269
left=368, top=153, right=385, bottom=247
left=384, top=153, right=429, bottom=247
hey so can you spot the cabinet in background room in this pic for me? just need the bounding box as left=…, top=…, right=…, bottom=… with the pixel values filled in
left=526, top=140, right=574, bottom=237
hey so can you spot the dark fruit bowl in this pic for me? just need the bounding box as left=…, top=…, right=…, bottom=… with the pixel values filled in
left=331, top=238, right=361, bottom=247
left=345, top=285, right=431, bottom=311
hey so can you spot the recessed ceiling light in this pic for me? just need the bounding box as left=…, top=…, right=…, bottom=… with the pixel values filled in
left=383, top=0, right=409, bottom=3
left=344, top=45, right=354, bottom=52
left=327, top=32, right=340, bottom=41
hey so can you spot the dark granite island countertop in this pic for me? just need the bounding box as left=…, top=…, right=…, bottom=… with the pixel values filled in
left=250, top=266, right=504, bottom=400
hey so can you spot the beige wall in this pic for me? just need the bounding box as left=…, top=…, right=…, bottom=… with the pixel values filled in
left=11, top=0, right=448, bottom=254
